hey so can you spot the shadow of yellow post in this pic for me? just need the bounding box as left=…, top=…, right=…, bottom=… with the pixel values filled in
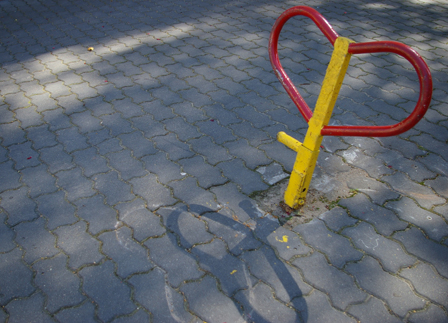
left=278, top=37, right=353, bottom=209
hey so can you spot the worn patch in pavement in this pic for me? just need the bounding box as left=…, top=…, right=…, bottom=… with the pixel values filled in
left=253, top=165, right=369, bottom=229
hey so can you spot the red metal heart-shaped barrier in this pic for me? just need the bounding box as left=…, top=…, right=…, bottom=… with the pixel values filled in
left=269, top=6, right=432, bottom=137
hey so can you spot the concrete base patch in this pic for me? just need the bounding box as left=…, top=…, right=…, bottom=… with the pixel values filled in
left=253, top=165, right=369, bottom=228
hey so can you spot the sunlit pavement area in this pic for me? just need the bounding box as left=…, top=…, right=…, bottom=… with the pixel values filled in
left=1, top=0, right=448, bottom=321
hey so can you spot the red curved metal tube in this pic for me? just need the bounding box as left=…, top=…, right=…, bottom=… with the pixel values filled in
left=269, top=6, right=339, bottom=123
left=321, top=41, right=432, bottom=137
left=269, top=6, right=433, bottom=137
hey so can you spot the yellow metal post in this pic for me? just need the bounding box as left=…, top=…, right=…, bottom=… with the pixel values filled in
left=279, top=37, right=354, bottom=209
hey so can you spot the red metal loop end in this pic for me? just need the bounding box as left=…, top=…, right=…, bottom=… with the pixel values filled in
left=269, top=6, right=339, bottom=122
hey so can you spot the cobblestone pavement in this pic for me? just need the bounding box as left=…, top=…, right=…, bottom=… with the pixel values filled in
left=1, top=0, right=448, bottom=321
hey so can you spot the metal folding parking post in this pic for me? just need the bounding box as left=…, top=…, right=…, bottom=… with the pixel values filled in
left=269, top=6, right=433, bottom=209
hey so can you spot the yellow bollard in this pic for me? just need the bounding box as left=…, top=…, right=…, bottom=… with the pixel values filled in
left=279, top=37, right=354, bottom=209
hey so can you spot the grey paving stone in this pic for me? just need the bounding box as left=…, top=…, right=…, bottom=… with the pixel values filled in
left=152, top=133, right=195, bottom=161
left=339, top=194, right=408, bottom=236
left=218, top=158, right=269, bottom=195
left=234, top=107, right=274, bottom=130
left=54, top=301, right=97, bottom=323
left=241, top=245, right=312, bottom=303
left=425, top=176, right=448, bottom=199
left=84, top=97, right=114, bottom=117
left=70, top=111, right=103, bottom=134
left=99, top=226, right=154, bottom=278
left=79, top=261, right=136, bottom=322
left=113, top=98, right=144, bottom=118
left=56, top=167, right=95, bottom=202
left=5, top=292, right=55, bottom=323
left=15, top=106, right=44, bottom=128
left=111, top=309, right=151, bottom=323
left=70, top=83, right=98, bottom=101
left=56, top=94, right=86, bottom=115
left=256, top=162, right=288, bottom=185
left=140, top=100, right=175, bottom=121
left=224, top=139, right=271, bottom=170
left=107, top=149, right=147, bottom=180
left=100, top=113, right=134, bottom=137
left=434, top=204, right=448, bottom=220
left=180, top=275, right=245, bottom=323
left=0, top=122, right=27, bottom=146
left=400, top=262, right=448, bottom=310
left=293, top=219, right=363, bottom=269
left=211, top=182, right=265, bottom=222
left=14, top=217, right=58, bottom=263
left=386, top=197, right=448, bottom=241
left=74, top=195, right=117, bottom=234
left=419, top=154, right=448, bottom=177
left=318, top=207, right=358, bottom=232
left=388, top=157, right=436, bottom=182
left=202, top=209, right=262, bottom=255
left=1, top=186, right=38, bottom=225
left=410, top=134, right=448, bottom=161
left=42, top=109, right=72, bottom=131
left=27, top=125, right=58, bottom=150
left=0, top=145, right=7, bottom=163
left=33, top=253, right=85, bottom=313
left=158, top=205, right=213, bottom=248
left=0, top=161, right=22, bottom=192
left=235, top=281, right=301, bottom=323
left=172, top=101, right=209, bottom=123
left=292, top=288, right=355, bottom=323
left=394, top=227, right=448, bottom=279
left=292, top=252, right=367, bottom=310
left=0, top=248, right=35, bottom=304
left=169, top=177, right=219, bottom=215
left=129, top=268, right=195, bottom=323
left=179, top=155, right=227, bottom=188
left=0, top=213, right=15, bottom=253
left=73, top=147, right=109, bottom=177
left=317, top=151, right=352, bottom=175
left=31, top=93, right=58, bottom=113
left=230, top=121, right=271, bottom=147
left=382, top=172, right=445, bottom=209
left=255, top=218, right=311, bottom=260
left=96, top=138, right=123, bottom=155
left=36, top=191, right=77, bottom=230
left=21, top=164, right=58, bottom=198
left=343, top=222, right=416, bottom=272
left=131, top=115, right=168, bottom=140
left=141, top=152, right=184, bottom=184
left=144, top=233, right=203, bottom=287
left=377, top=136, right=425, bottom=159
left=202, top=105, right=241, bottom=126
left=259, top=140, right=296, bottom=173
left=347, top=296, right=402, bottom=323
left=343, top=137, right=388, bottom=156
left=115, top=199, right=165, bottom=241
left=347, top=176, right=400, bottom=205
left=196, top=119, right=237, bottom=144
left=54, top=221, right=104, bottom=270
left=346, top=256, right=426, bottom=317
left=40, top=144, right=73, bottom=173
left=8, top=141, right=40, bottom=170
left=94, top=171, right=135, bottom=205
left=192, top=239, right=256, bottom=296
left=188, top=136, right=231, bottom=165
left=163, top=116, right=202, bottom=142
left=130, top=174, right=176, bottom=210
left=407, top=303, right=448, bottom=323
left=338, top=147, right=392, bottom=178
left=150, top=86, right=183, bottom=106
left=118, top=131, right=157, bottom=158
